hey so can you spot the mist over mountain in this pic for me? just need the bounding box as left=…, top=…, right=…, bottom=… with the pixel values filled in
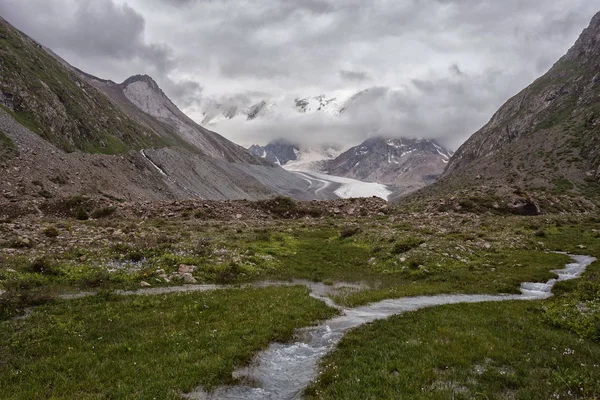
left=191, top=79, right=522, bottom=151
left=3, top=1, right=595, bottom=153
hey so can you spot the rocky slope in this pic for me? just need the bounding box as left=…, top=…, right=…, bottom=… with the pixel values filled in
left=248, top=139, right=300, bottom=166
left=328, top=137, right=452, bottom=192
left=120, top=75, right=261, bottom=164
left=0, top=16, right=320, bottom=202
left=431, top=11, right=600, bottom=202
left=0, top=16, right=165, bottom=154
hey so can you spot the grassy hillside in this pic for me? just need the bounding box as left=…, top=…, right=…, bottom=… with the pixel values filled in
left=0, top=18, right=167, bottom=154
left=0, top=129, right=17, bottom=162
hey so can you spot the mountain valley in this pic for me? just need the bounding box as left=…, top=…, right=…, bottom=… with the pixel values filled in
left=1, top=5, right=600, bottom=400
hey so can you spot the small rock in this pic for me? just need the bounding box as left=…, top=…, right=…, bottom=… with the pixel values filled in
left=368, top=257, right=376, bottom=264
left=236, top=214, right=242, bottom=219
left=181, top=273, right=197, bottom=284
left=178, top=264, right=197, bottom=274
left=576, top=245, right=587, bottom=249
left=399, top=257, right=407, bottom=263
left=156, top=269, right=166, bottom=275
left=140, top=281, right=151, bottom=288
left=577, top=303, right=590, bottom=313
left=19, top=237, right=32, bottom=247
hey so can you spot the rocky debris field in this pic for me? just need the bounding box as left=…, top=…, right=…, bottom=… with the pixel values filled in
left=0, top=195, right=390, bottom=221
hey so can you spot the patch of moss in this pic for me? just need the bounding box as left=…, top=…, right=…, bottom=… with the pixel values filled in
left=0, top=104, right=42, bottom=133
left=552, top=177, right=575, bottom=194
left=0, top=129, right=17, bottom=162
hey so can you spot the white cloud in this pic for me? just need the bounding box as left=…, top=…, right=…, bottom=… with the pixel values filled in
left=1, top=0, right=597, bottom=150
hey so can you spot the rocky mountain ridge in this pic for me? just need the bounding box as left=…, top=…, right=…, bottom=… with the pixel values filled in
left=249, top=136, right=452, bottom=195
left=248, top=139, right=300, bottom=166
left=329, top=137, right=452, bottom=191
left=409, top=10, right=600, bottom=212
left=0, top=17, right=322, bottom=202
left=0, top=17, right=166, bottom=155
left=248, top=140, right=343, bottom=171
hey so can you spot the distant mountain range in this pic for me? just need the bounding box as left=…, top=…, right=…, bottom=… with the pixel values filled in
left=249, top=137, right=453, bottom=194
left=198, top=89, right=377, bottom=125
left=3, top=8, right=600, bottom=210
left=205, top=85, right=456, bottom=195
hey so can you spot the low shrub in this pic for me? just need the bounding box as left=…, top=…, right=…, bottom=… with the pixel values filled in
left=23, top=257, right=62, bottom=276
left=90, top=206, right=116, bottom=219
left=392, top=237, right=424, bottom=254
left=42, top=226, right=60, bottom=238
left=339, top=226, right=361, bottom=239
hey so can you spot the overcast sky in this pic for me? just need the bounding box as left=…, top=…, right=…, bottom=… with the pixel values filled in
left=1, top=0, right=598, bottom=149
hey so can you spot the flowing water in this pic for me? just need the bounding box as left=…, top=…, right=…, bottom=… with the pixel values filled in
left=185, top=254, right=596, bottom=400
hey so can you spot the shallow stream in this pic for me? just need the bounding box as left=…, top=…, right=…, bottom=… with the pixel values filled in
left=185, top=254, right=596, bottom=400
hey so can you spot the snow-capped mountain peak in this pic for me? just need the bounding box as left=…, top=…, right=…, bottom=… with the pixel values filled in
left=249, top=136, right=452, bottom=196
left=198, top=90, right=359, bottom=126
left=199, top=98, right=277, bottom=125
left=248, top=139, right=343, bottom=171
left=328, top=137, right=453, bottom=192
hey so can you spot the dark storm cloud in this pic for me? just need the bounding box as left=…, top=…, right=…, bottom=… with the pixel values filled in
left=0, top=0, right=598, bottom=149
left=0, top=0, right=173, bottom=73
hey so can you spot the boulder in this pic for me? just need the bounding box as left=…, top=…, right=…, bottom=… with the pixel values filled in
left=178, top=264, right=197, bottom=274
left=509, top=198, right=540, bottom=216
left=181, top=273, right=197, bottom=284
